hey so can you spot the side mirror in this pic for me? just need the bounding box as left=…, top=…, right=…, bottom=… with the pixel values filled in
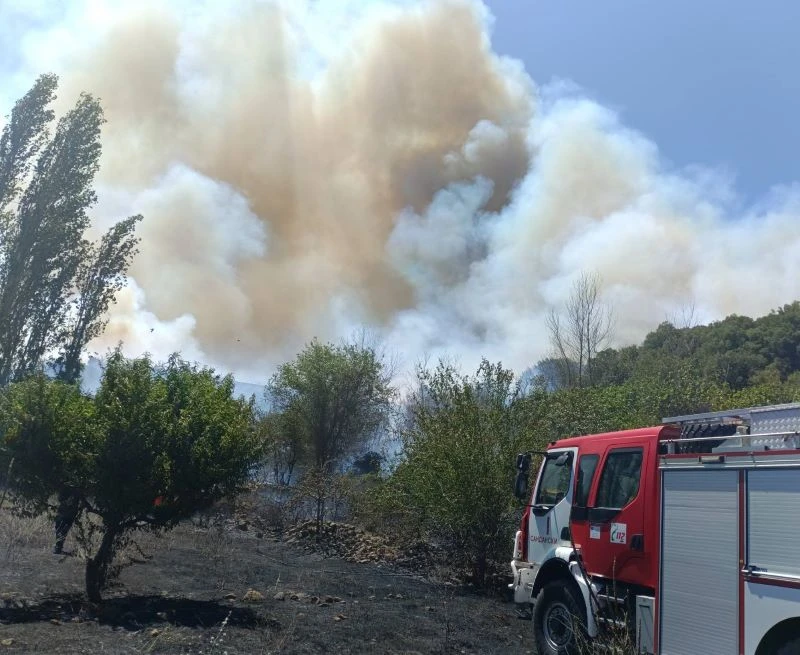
left=513, top=453, right=531, bottom=500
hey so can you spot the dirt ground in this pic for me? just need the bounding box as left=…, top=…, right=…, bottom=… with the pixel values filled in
left=0, top=506, right=535, bottom=654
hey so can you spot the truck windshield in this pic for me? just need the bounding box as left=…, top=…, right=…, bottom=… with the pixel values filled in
left=534, top=453, right=572, bottom=506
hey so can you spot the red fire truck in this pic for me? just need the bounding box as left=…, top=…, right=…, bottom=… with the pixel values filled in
left=510, top=403, right=800, bottom=654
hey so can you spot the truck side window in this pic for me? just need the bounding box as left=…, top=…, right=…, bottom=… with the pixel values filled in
left=575, top=454, right=599, bottom=507
left=595, top=448, right=643, bottom=509
left=534, top=453, right=572, bottom=506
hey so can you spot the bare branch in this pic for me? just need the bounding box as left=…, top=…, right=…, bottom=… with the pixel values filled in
left=546, top=271, right=614, bottom=388
left=667, top=300, right=699, bottom=329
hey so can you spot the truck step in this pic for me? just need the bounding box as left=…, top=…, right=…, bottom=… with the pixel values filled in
left=596, top=615, right=627, bottom=628
left=596, top=593, right=626, bottom=605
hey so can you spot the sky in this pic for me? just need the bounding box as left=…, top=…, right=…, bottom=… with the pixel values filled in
left=483, top=0, right=800, bottom=201
left=1, top=0, right=800, bottom=384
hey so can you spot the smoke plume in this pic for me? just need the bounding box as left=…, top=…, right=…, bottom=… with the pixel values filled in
left=7, top=0, right=800, bottom=380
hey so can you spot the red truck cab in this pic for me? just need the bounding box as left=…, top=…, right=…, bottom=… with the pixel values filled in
left=554, top=426, right=675, bottom=592
left=511, top=405, right=800, bottom=655
left=511, top=427, right=675, bottom=654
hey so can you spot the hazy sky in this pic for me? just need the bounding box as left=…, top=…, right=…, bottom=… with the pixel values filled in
left=484, top=0, right=800, bottom=200
left=2, top=0, right=800, bottom=380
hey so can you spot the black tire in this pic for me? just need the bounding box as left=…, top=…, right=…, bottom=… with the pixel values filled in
left=776, top=635, right=800, bottom=655
left=758, top=623, right=800, bottom=655
left=532, top=580, right=586, bottom=655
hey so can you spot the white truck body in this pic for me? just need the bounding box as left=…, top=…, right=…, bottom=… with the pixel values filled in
left=657, top=448, right=800, bottom=654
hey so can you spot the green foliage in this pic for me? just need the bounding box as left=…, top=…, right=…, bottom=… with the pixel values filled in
left=519, top=363, right=748, bottom=444
left=255, top=406, right=305, bottom=485
left=712, top=380, right=800, bottom=410
left=266, top=337, right=394, bottom=528
left=592, top=302, right=800, bottom=390
left=57, top=214, right=142, bottom=383
left=0, top=350, right=261, bottom=601
left=0, top=74, right=57, bottom=212
left=91, top=351, right=260, bottom=526
left=367, top=302, right=800, bottom=587
left=0, top=73, right=141, bottom=385
left=268, top=338, right=394, bottom=470
left=0, top=373, right=99, bottom=513
left=381, top=359, right=530, bottom=585
left=373, top=358, right=727, bottom=586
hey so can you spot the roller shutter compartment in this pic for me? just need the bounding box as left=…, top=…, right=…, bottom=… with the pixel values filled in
left=659, top=469, right=739, bottom=655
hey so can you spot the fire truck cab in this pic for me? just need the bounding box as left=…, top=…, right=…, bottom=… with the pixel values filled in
left=510, top=403, right=800, bottom=654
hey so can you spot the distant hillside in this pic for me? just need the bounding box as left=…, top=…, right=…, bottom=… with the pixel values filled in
left=590, top=301, right=800, bottom=390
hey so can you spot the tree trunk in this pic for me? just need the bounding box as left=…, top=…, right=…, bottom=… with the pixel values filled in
left=85, top=527, right=117, bottom=602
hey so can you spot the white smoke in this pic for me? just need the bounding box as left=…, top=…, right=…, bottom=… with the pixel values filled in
left=4, top=0, right=800, bottom=382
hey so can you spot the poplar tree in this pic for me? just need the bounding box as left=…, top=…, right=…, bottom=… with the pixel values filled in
left=0, top=73, right=141, bottom=385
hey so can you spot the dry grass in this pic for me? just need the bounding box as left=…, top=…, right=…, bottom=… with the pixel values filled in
left=578, top=631, right=638, bottom=654
left=199, top=524, right=237, bottom=593
left=576, top=612, right=638, bottom=654
left=0, top=507, right=52, bottom=564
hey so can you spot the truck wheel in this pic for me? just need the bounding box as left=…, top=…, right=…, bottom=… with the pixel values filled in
left=532, top=580, right=586, bottom=655
left=776, top=635, right=800, bottom=655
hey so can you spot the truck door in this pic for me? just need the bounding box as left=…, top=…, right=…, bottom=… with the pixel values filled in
left=580, top=446, right=648, bottom=585
left=526, top=448, right=576, bottom=568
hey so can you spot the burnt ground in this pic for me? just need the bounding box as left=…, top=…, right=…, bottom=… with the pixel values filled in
left=0, top=506, right=536, bottom=654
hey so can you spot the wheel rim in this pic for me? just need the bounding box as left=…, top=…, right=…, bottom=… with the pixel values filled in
left=543, top=600, right=574, bottom=650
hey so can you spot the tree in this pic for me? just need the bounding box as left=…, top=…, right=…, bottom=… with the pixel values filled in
left=666, top=300, right=700, bottom=330
left=384, top=359, right=530, bottom=586
left=0, top=351, right=262, bottom=602
left=0, top=73, right=141, bottom=385
left=267, top=337, right=394, bottom=528
left=530, top=356, right=575, bottom=391
left=57, top=214, right=141, bottom=383
left=0, top=373, right=98, bottom=511
left=590, top=345, right=639, bottom=387
left=255, top=406, right=305, bottom=485
left=0, top=74, right=56, bottom=212
left=546, top=271, right=614, bottom=388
